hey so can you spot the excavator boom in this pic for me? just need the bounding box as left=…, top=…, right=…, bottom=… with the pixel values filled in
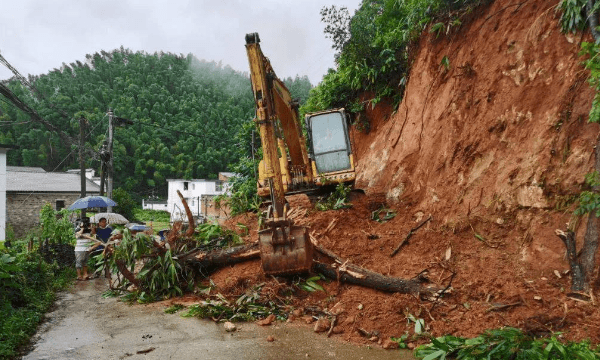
left=245, top=32, right=313, bottom=275
left=245, top=33, right=357, bottom=275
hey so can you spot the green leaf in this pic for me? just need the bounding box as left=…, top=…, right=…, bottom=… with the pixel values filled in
left=306, top=280, right=324, bottom=292
left=422, top=349, right=447, bottom=360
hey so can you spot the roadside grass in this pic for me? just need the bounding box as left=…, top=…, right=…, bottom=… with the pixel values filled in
left=414, top=328, right=600, bottom=360
left=134, top=209, right=170, bottom=234
left=0, top=245, right=76, bottom=359
left=134, top=209, right=170, bottom=223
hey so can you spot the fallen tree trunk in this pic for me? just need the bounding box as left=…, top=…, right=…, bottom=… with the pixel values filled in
left=556, top=229, right=585, bottom=291
left=178, top=240, right=439, bottom=296
left=178, top=242, right=260, bottom=268
left=177, top=190, right=196, bottom=237
left=115, top=259, right=141, bottom=288
left=311, top=236, right=439, bottom=296
left=313, top=261, right=435, bottom=296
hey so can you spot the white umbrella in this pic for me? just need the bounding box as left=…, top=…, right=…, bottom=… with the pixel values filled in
left=91, top=212, right=129, bottom=225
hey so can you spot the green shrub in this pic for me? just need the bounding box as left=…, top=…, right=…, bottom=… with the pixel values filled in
left=315, top=183, right=352, bottom=211
left=305, top=0, right=487, bottom=119
left=113, top=188, right=138, bottom=222
left=415, top=327, right=600, bottom=359
left=0, top=248, right=74, bottom=359
left=39, top=204, right=75, bottom=245
left=134, top=208, right=170, bottom=223
left=557, top=0, right=589, bottom=33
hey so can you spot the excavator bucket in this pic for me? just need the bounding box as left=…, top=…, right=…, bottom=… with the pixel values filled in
left=258, top=220, right=313, bottom=276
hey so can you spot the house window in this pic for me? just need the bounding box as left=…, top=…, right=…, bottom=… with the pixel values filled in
left=183, top=182, right=188, bottom=190
left=56, top=200, right=65, bottom=211
left=216, top=181, right=223, bottom=192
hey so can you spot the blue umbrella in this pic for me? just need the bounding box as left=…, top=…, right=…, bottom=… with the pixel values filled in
left=126, top=223, right=148, bottom=231
left=68, top=195, right=117, bottom=210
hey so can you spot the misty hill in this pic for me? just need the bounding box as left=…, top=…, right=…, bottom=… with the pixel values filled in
left=0, top=48, right=312, bottom=199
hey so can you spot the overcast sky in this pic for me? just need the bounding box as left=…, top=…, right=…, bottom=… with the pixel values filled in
left=0, top=0, right=361, bottom=86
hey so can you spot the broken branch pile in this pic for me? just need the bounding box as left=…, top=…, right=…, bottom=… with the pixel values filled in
left=105, top=197, right=445, bottom=302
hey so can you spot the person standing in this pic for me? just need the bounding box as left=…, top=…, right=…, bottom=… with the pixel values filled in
left=91, top=217, right=114, bottom=279
left=92, top=217, right=113, bottom=249
left=74, top=221, right=101, bottom=281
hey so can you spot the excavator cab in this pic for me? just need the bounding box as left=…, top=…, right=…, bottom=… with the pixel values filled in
left=306, top=109, right=356, bottom=184
left=307, top=110, right=353, bottom=173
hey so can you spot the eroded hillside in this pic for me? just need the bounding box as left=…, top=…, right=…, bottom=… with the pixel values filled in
left=206, top=0, right=600, bottom=346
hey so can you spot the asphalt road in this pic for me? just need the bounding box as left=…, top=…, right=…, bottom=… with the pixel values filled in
left=21, top=277, right=414, bottom=360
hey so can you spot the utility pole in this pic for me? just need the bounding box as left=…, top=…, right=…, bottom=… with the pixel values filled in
left=107, top=109, right=114, bottom=212
left=79, top=117, right=87, bottom=219
left=99, top=141, right=108, bottom=196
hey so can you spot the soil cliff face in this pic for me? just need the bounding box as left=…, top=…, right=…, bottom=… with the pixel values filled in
left=355, top=0, right=597, bottom=275
left=357, top=0, right=595, bottom=218
left=213, top=0, right=600, bottom=346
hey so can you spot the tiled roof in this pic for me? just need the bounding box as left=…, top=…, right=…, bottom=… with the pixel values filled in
left=7, top=166, right=46, bottom=173
left=7, top=168, right=101, bottom=193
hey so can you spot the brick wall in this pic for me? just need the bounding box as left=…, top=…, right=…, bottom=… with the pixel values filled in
left=200, top=195, right=231, bottom=223
left=7, top=193, right=80, bottom=238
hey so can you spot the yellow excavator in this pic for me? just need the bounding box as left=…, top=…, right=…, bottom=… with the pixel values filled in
left=245, top=33, right=356, bottom=275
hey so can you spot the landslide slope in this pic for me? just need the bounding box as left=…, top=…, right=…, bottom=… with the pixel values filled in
left=346, top=0, right=599, bottom=341
left=214, top=0, right=600, bottom=346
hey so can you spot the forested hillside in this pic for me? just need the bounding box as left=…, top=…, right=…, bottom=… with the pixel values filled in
left=0, top=48, right=311, bottom=199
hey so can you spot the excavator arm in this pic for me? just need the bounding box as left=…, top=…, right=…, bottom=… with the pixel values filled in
left=245, top=32, right=313, bottom=275
left=246, top=33, right=314, bottom=201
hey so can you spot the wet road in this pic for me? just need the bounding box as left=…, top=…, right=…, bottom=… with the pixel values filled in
left=23, top=278, right=415, bottom=360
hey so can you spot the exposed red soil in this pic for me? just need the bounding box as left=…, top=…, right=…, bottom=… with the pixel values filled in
left=167, top=0, right=600, bottom=348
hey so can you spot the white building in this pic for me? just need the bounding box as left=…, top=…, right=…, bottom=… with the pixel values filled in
left=0, top=145, right=15, bottom=242
left=66, top=168, right=101, bottom=186
left=142, top=199, right=168, bottom=211
left=167, top=178, right=226, bottom=223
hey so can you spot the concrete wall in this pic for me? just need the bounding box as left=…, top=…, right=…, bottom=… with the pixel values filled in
left=0, top=149, right=6, bottom=241
left=142, top=200, right=168, bottom=211
left=7, top=193, right=80, bottom=238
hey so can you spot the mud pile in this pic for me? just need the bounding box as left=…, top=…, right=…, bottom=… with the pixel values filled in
left=210, top=0, right=599, bottom=346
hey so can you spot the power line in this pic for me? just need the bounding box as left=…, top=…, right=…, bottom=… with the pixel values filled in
left=0, top=81, right=76, bottom=147
left=0, top=52, right=74, bottom=122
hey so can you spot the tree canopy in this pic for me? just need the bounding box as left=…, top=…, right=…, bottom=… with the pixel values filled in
left=0, top=48, right=312, bottom=201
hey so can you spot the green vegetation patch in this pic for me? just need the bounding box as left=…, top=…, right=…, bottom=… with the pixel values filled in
left=181, top=287, right=284, bottom=322
left=303, top=0, right=488, bottom=120
left=315, top=183, right=353, bottom=211
left=0, top=248, right=75, bottom=359
left=415, top=328, right=600, bottom=360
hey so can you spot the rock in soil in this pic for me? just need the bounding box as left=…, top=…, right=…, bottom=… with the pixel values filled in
left=256, top=314, right=276, bottom=326
left=313, top=318, right=331, bottom=333
left=223, top=322, right=236, bottom=332
left=332, top=326, right=344, bottom=334
left=382, top=339, right=399, bottom=349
